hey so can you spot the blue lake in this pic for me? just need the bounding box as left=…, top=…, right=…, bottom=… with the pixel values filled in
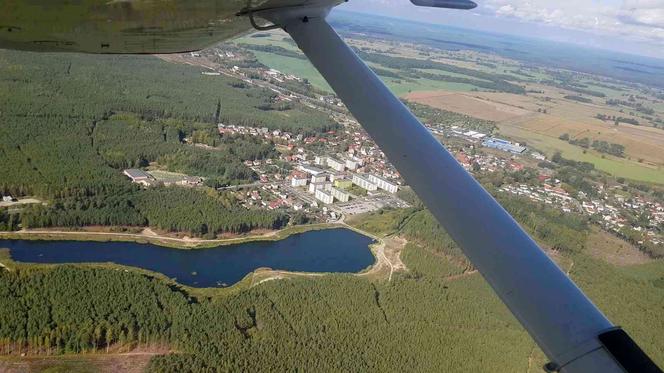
left=0, top=228, right=375, bottom=287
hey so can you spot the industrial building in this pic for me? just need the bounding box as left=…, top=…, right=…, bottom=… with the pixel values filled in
left=482, top=138, right=526, bottom=154
left=352, top=174, right=378, bottom=191
left=315, top=189, right=334, bottom=204
left=326, top=157, right=345, bottom=172
left=368, top=174, right=399, bottom=193
left=463, top=130, right=487, bottom=140
left=123, top=169, right=154, bottom=186
left=330, top=187, right=350, bottom=202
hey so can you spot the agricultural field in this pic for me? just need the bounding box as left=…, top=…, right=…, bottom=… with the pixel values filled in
left=405, top=91, right=532, bottom=121
left=405, top=88, right=664, bottom=182
left=233, top=30, right=501, bottom=95
left=497, top=124, right=664, bottom=184
left=233, top=20, right=664, bottom=185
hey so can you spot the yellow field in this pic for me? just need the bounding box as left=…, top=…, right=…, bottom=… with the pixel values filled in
left=504, top=114, right=664, bottom=165
left=406, top=89, right=664, bottom=183
left=406, top=91, right=532, bottom=121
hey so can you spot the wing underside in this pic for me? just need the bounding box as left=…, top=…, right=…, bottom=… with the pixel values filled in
left=0, top=0, right=341, bottom=53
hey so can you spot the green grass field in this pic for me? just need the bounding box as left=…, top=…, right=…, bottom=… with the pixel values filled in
left=383, top=77, right=478, bottom=96
left=233, top=33, right=299, bottom=51
left=250, top=50, right=483, bottom=96
left=238, top=34, right=485, bottom=96
left=251, top=51, right=333, bottom=92
left=579, top=81, right=627, bottom=99
left=416, top=68, right=493, bottom=82
left=652, top=102, right=664, bottom=112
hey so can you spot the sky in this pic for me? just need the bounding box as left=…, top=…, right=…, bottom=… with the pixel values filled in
left=337, top=0, right=664, bottom=58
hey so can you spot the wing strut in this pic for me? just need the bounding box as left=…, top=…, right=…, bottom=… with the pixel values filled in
left=260, top=7, right=661, bottom=373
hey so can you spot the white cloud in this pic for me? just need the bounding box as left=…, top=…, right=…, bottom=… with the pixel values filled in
left=619, top=0, right=664, bottom=28
left=481, top=0, right=664, bottom=45
left=339, top=0, right=664, bottom=56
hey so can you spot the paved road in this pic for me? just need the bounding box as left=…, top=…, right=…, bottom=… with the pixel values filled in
left=216, top=182, right=264, bottom=191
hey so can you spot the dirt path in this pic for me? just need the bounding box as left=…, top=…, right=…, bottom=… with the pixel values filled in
left=0, top=350, right=165, bottom=373
left=250, top=269, right=325, bottom=287
left=0, top=225, right=329, bottom=249
left=526, top=346, right=537, bottom=373
left=249, top=234, right=408, bottom=287
left=356, top=236, right=407, bottom=281
left=0, top=198, right=43, bottom=208
left=443, top=269, right=478, bottom=282
left=1, top=229, right=261, bottom=246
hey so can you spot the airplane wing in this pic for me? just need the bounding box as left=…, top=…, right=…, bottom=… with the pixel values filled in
left=0, top=0, right=343, bottom=53
left=0, top=1, right=661, bottom=372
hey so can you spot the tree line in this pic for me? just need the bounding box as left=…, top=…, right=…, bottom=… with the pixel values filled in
left=558, top=133, right=625, bottom=157
left=355, top=50, right=526, bottom=94
left=18, top=187, right=287, bottom=237
left=595, top=113, right=640, bottom=126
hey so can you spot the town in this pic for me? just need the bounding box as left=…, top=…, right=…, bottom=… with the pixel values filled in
left=116, top=43, right=664, bottom=253
left=120, top=58, right=663, bottom=253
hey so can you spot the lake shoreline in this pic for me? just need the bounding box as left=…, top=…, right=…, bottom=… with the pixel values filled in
left=0, top=223, right=374, bottom=250
left=1, top=228, right=379, bottom=288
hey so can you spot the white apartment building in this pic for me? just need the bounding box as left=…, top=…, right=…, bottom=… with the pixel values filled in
left=291, top=177, right=308, bottom=187
left=345, top=159, right=359, bottom=170
left=352, top=174, right=378, bottom=191
left=326, top=157, right=345, bottom=172
left=290, top=171, right=308, bottom=187
left=330, top=187, right=350, bottom=202
left=311, top=172, right=328, bottom=184
left=368, top=174, right=399, bottom=193
left=315, top=189, right=334, bottom=204
left=309, top=181, right=332, bottom=194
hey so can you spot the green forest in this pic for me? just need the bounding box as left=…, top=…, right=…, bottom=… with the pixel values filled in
left=17, top=187, right=287, bottom=237
left=0, top=50, right=333, bottom=235
left=1, top=39, right=663, bottom=373
left=0, top=51, right=337, bottom=132
left=1, top=193, right=663, bottom=371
